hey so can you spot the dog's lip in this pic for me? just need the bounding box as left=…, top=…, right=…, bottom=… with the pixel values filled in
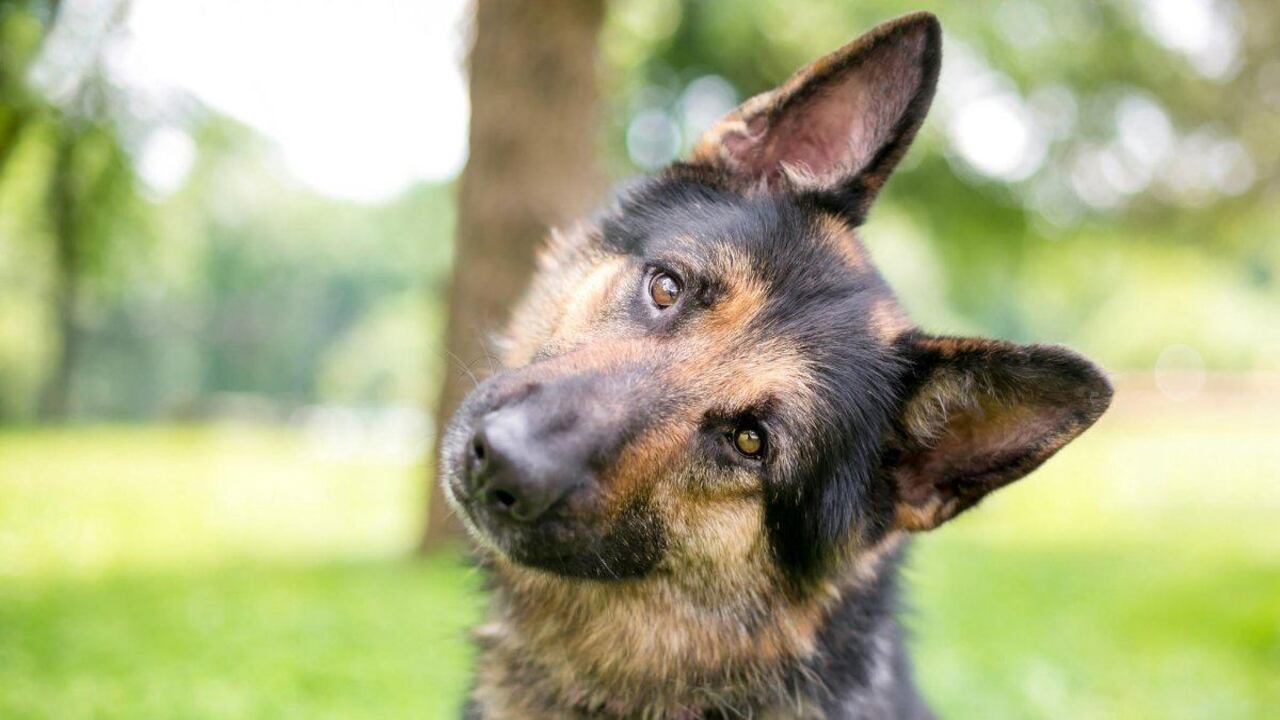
left=441, top=464, right=517, bottom=549
left=452, top=487, right=569, bottom=564
left=446, top=479, right=514, bottom=557
left=442, top=436, right=598, bottom=571
left=439, top=454, right=485, bottom=532
left=446, top=477, right=471, bottom=504
left=441, top=440, right=475, bottom=500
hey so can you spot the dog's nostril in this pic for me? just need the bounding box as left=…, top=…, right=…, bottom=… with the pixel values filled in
left=492, top=489, right=517, bottom=509
left=468, top=406, right=579, bottom=523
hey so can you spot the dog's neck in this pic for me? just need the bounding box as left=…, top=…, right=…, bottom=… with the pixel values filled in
left=466, top=537, right=930, bottom=719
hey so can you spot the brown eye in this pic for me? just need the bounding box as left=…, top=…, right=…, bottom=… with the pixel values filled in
left=733, top=427, right=764, bottom=458
left=649, top=272, right=681, bottom=308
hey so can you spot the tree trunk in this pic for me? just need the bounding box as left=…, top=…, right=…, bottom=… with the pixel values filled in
left=0, top=110, right=32, bottom=181
left=423, top=0, right=606, bottom=546
left=39, top=128, right=81, bottom=421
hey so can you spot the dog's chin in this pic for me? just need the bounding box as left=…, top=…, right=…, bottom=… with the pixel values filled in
left=496, top=537, right=638, bottom=580
left=471, top=513, right=654, bottom=580
left=439, top=426, right=668, bottom=580
left=449, top=495, right=668, bottom=582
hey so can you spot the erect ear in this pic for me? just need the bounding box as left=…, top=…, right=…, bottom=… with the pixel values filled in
left=688, top=12, right=941, bottom=223
left=885, top=335, right=1113, bottom=532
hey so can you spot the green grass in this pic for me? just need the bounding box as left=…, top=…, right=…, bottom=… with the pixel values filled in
left=0, top=560, right=482, bottom=720
left=1, top=392, right=1278, bottom=718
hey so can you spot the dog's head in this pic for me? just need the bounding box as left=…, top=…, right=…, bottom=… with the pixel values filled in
left=441, top=12, right=1111, bottom=587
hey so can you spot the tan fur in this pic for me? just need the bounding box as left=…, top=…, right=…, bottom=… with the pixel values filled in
left=474, top=554, right=859, bottom=718
left=868, top=298, right=912, bottom=344
left=468, top=223, right=869, bottom=718
left=899, top=367, right=977, bottom=446
left=816, top=214, right=869, bottom=271
left=891, top=337, right=1105, bottom=531
left=813, top=214, right=915, bottom=345
left=853, top=531, right=905, bottom=583
left=456, top=10, right=1111, bottom=716
left=500, top=223, right=612, bottom=366
left=893, top=496, right=951, bottom=532
left=704, top=244, right=773, bottom=332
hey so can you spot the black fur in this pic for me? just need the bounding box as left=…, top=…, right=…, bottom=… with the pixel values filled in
left=604, top=171, right=907, bottom=582
left=445, top=13, right=1111, bottom=718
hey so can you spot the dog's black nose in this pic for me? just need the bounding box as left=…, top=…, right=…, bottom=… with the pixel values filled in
left=468, top=405, right=585, bottom=523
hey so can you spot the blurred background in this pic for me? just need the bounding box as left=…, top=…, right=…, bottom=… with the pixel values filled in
left=1, top=0, right=1277, bottom=718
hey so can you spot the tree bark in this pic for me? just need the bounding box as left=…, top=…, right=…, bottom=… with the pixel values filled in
left=0, top=110, right=32, bottom=181
left=423, top=0, right=606, bottom=546
left=39, top=128, right=81, bottom=421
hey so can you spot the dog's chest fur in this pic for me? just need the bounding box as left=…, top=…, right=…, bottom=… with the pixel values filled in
left=465, top=545, right=934, bottom=720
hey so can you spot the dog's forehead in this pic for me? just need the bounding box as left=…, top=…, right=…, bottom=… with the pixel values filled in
left=605, top=177, right=877, bottom=289
left=598, top=177, right=908, bottom=433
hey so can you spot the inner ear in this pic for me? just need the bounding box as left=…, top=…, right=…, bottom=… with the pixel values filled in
left=688, top=12, right=941, bottom=220
left=743, top=20, right=934, bottom=182
left=888, top=336, right=1113, bottom=531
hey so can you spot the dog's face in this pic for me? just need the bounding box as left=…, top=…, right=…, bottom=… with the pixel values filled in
left=441, top=13, right=1111, bottom=586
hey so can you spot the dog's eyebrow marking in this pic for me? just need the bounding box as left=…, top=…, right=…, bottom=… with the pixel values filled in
left=698, top=242, right=769, bottom=321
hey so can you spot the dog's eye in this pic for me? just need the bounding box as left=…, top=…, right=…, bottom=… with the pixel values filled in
left=732, top=426, right=765, bottom=458
left=649, top=272, right=681, bottom=309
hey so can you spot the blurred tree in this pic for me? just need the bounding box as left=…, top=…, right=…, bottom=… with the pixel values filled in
left=39, top=116, right=136, bottom=419
left=604, top=0, right=1280, bottom=361
left=423, top=0, right=606, bottom=545
left=0, top=1, right=55, bottom=421
left=44, top=14, right=140, bottom=421
left=0, top=1, right=51, bottom=190
left=41, top=124, right=82, bottom=419
left=0, top=0, right=1273, bottom=426
left=0, top=0, right=141, bottom=420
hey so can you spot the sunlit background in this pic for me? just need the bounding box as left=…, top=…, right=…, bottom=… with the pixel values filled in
left=1, top=0, right=1277, bottom=718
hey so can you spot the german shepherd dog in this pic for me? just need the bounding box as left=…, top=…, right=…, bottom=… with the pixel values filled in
left=441, top=11, right=1112, bottom=719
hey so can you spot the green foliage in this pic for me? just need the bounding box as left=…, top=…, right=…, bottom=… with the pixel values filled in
left=150, top=140, right=455, bottom=414
left=0, top=0, right=152, bottom=421
left=2, top=113, right=457, bottom=419
left=603, top=0, right=1280, bottom=367
left=1, top=0, right=1278, bottom=422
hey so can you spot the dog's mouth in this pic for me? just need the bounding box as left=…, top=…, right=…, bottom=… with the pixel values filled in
left=435, top=358, right=676, bottom=581
left=442, top=432, right=667, bottom=580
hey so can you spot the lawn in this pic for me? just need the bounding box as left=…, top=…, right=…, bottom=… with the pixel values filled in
left=1, top=383, right=1278, bottom=718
